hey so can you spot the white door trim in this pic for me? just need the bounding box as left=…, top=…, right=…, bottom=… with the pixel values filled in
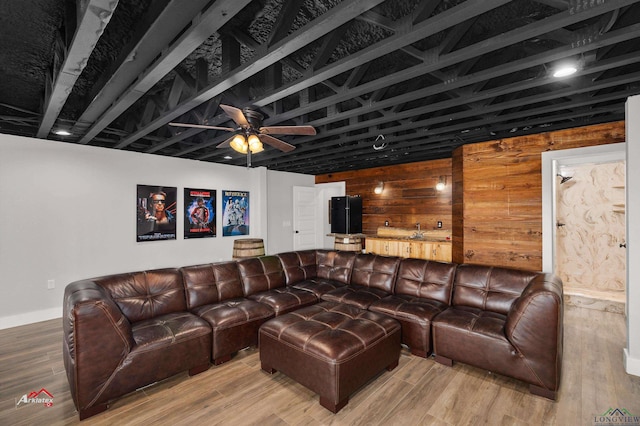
left=541, top=143, right=626, bottom=273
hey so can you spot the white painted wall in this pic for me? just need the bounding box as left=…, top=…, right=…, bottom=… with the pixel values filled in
left=625, top=95, right=640, bottom=376
left=266, top=171, right=315, bottom=255
left=0, top=133, right=311, bottom=329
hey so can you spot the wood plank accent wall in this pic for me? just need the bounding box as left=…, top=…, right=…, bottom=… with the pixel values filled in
left=453, top=121, right=625, bottom=271
left=315, top=121, right=625, bottom=272
left=315, top=159, right=453, bottom=236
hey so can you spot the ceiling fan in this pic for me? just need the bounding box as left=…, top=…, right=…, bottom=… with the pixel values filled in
left=169, top=104, right=316, bottom=155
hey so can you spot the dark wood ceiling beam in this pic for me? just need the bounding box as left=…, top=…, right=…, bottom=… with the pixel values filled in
left=195, top=58, right=209, bottom=91
left=412, top=0, right=445, bottom=25
left=146, top=0, right=525, bottom=154
left=255, top=0, right=512, bottom=111
left=400, top=45, right=426, bottom=61
left=112, top=0, right=387, bottom=150
left=268, top=0, right=304, bottom=47
left=259, top=98, right=628, bottom=172
left=356, top=10, right=398, bottom=32
left=346, top=64, right=371, bottom=89
left=71, top=0, right=212, bottom=138
left=306, top=59, right=640, bottom=144
left=37, top=0, right=119, bottom=138
left=257, top=0, right=635, bottom=128
left=312, top=24, right=350, bottom=71
left=438, top=16, right=478, bottom=55
left=532, top=0, right=570, bottom=11
left=78, top=0, right=250, bottom=145
left=222, top=34, right=242, bottom=75
left=249, top=63, right=640, bottom=166
left=298, top=21, right=640, bottom=130
left=167, top=74, right=187, bottom=110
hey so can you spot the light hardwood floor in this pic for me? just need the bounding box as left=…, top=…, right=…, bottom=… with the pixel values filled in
left=1, top=305, right=639, bottom=425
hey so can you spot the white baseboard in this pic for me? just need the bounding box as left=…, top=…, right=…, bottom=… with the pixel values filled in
left=0, top=307, right=62, bottom=330
left=624, top=348, right=640, bottom=377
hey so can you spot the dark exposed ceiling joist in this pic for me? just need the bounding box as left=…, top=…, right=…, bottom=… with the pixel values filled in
left=70, top=0, right=212, bottom=137
left=3, top=0, right=640, bottom=174
left=77, top=0, right=251, bottom=144
left=113, top=0, right=389, bottom=150
left=164, top=0, right=515, bottom=156
left=37, top=0, right=119, bottom=138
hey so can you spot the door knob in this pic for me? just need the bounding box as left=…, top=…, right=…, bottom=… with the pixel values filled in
left=620, top=243, right=626, bottom=248
left=295, top=230, right=299, bottom=233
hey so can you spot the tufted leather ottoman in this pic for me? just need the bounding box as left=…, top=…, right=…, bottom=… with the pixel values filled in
left=259, top=301, right=401, bottom=413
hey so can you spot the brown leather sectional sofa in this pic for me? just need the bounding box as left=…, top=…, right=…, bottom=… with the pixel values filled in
left=63, top=249, right=563, bottom=420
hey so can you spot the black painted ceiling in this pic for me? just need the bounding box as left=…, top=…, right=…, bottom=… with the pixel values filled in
left=1, top=0, right=639, bottom=174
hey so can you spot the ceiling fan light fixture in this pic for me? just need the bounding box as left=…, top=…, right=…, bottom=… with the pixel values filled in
left=247, top=134, right=263, bottom=153
left=230, top=134, right=248, bottom=154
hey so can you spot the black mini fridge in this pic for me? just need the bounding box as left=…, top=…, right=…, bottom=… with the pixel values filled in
left=330, top=196, right=362, bottom=234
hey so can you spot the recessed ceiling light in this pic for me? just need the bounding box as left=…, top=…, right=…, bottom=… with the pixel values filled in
left=53, top=129, right=72, bottom=136
left=223, top=155, right=232, bottom=160
left=553, top=65, right=577, bottom=78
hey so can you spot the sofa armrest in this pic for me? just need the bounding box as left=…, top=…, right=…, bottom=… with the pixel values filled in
left=63, top=280, right=135, bottom=413
left=504, top=273, right=563, bottom=391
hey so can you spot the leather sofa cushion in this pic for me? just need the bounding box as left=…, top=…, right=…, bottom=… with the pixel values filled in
left=191, top=298, right=274, bottom=331
left=370, top=294, right=449, bottom=357
left=452, top=264, right=540, bottom=314
left=321, top=285, right=389, bottom=309
left=94, top=268, right=186, bottom=323
left=248, top=287, right=318, bottom=316
left=132, top=311, right=211, bottom=350
left=277, top=250, right=317, bottom=285
left=181, top=262, right=244, bottom=309
left=289, top=278, right=346, bottom=298
left=350, top=254, right=400, bottom=293
left=237, top=256, right=287, bottom=296
left=369, top=295, right=448, bottom=327
left=316, top=250, right=356, bottom=284
left=394, top=258, right=456, bottom=304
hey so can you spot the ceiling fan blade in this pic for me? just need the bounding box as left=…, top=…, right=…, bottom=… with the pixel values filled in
left=260, top=125, right=316, bottom=136
left=216, top=134, right=237, bottom=149
left=220, top=104, right=249, bottom=128
left=169, top=122, right=234, bottom=132
left=259, top=134, right=296, bottom=152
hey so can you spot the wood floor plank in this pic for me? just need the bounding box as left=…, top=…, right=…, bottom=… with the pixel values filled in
left=1, top=305, right=639, bottom=425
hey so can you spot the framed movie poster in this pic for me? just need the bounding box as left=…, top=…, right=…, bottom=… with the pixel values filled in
left=184, top=188, right=216, bottom=238
left=136, top=185, right=177, bottom=242
left=222, top=190, right=249, bottom=236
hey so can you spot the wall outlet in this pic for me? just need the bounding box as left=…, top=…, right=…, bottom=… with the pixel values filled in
left=47, top=279, right=55, bottom=290
left=437, top=221, right=443, bottom=228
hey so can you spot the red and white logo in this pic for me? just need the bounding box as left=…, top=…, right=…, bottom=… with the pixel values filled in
left=16, top=388, right=54, bottom=407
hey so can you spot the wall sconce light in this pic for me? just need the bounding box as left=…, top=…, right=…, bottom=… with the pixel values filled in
left=435, top=176, right=446, bottom=191
left=229, top=133, right=264, bottom=154
left=374, top=182, right=384, bottom=194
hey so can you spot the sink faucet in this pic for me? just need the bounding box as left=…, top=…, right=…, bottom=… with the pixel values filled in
left=412, top=223, right=424, bottom=239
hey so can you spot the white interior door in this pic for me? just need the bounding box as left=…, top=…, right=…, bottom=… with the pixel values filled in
left=293, top=186, right=317, bottom=250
